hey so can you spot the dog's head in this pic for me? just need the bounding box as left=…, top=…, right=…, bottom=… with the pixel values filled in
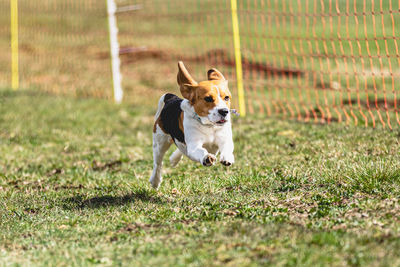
left=177, top=61, right=232, bottom=125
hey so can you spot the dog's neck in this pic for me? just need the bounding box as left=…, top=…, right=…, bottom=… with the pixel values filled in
left=191, top=111, right=215, bottom=127
left=181, top=99, right=217, bottom=128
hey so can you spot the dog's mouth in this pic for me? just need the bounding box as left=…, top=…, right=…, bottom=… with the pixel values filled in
left=216, top=119, right=227, bottom=125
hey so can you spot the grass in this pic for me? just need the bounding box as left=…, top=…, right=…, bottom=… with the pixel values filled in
left=1, top=88, right=400, bottom=266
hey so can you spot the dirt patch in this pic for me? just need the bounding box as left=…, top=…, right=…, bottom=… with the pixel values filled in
left=46, top=168, right=64, bottom=176
left=99, top=47, right=303, bottom=78
left=117, top=219, right=197, bottom=234
left=54, top=184, right=85, bottom=191
left=344, top=98, right=398, bottom=110
left=24, top=208, right=39, bottom=214
left=92, top=159, right=122, bottom=171
left=118, top=222, right=163, bottom=233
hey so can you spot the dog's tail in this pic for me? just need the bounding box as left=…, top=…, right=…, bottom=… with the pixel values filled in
left=154, top=94, right=167, bottom=121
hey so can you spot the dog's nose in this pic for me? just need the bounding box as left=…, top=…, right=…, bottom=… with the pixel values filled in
left=218, top=108, right=229, bottom=117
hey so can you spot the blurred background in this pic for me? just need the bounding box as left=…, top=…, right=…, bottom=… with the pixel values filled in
left=1, top=0, right=400, bottom=127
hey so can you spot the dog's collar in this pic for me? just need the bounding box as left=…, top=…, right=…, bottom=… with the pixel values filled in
left=191, top=109, right=239, bottom=127
left=192, top=112, right=215, bottom=127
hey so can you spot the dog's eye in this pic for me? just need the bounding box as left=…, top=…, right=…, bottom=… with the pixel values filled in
left=204, top=96, right=214, bottom=103
left=224, top=96, right=230, bottom=101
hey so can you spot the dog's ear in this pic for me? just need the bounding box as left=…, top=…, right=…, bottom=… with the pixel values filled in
left=207, top=68, right=226, bottom=81
left=177, top=61, right=198, bottom=102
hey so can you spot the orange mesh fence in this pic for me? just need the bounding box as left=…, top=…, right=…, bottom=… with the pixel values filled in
left=235, top=0, right=400, bottom=128
left=120, top=0, right=400, bottom=128
left=1, top=0, right=400, bottom=127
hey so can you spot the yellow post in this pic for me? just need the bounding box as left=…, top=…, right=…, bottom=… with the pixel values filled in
left=11, top=0, right=19, bottom=89
left=230, top=0, right=245, bottom=116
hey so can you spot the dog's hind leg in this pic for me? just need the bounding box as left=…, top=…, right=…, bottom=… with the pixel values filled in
left=169, top=149, right=183, bottom=167
left=150, top=125, right=172, bottom=189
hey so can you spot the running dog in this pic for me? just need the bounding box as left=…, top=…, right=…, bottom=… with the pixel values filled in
left=150, top=61, right=234, bottom=189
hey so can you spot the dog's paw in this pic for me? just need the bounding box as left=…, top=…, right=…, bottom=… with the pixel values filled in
left=220, top=154, right=234, bottom=167
left=202, top=154, right=216, bottom=166
left=149, top=176, right=161, bottom=190
left=221, top=160, right=232, bottom=166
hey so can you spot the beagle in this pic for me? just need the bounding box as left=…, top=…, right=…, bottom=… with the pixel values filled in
left=150, top=61, right=235, bottom=189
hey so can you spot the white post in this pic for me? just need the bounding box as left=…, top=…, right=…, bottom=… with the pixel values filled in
left=106, top=0, right=123, bottom=103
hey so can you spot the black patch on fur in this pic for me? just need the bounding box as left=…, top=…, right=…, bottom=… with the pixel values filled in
left=160, top=94, right=185, bottom=144
left=163, top=93, right=176, bottom=103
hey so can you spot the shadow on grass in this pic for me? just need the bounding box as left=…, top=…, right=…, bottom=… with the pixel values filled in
left=63, top=188, right=165, bottom=209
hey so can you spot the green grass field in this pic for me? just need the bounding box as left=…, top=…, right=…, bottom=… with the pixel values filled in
left=1, top=88, right=400, bottom=266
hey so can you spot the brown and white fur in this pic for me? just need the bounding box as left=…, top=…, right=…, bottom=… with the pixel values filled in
left=150, top=61, right=234, bottom=189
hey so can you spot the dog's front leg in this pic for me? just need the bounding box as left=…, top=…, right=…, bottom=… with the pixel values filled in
left=186, top=142, right=216, bottom=166
left=219, top=142, right=235, bottom=166
left=218, top=132, right=235, bottom=166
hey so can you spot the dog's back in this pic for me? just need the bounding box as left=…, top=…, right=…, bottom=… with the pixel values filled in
left=154, top=93, right=185, bottom=144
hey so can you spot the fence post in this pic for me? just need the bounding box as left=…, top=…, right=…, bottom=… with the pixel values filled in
left=106, top=0, right=123, bottom=103
left=11, top=0, right=19, bottom=90
left=230, top=0, right=245, bottom=116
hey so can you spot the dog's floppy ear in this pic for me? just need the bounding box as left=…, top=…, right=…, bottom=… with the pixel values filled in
left=207, top=68, right=226, bottom=81
left=177, top=61, right=197, bottom=102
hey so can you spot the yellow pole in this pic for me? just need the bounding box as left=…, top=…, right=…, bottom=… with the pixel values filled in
left=230, top=0, right=245, bottom=116
left=11, top=0, right=19, bottom=89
